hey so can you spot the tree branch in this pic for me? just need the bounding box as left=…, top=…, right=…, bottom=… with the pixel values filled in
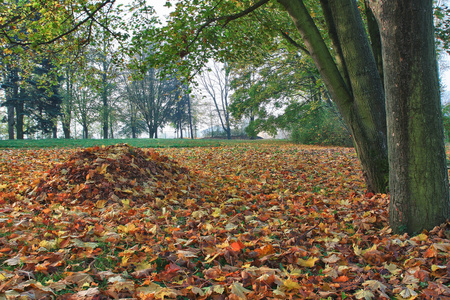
left=188, top=0, right=272, bottom=49
left=6, top=0, right=116, bottom=47
left=279, top=30, right=310, bottom=55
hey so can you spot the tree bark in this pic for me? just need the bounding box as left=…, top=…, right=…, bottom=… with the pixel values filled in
left=62, top=117, right=71, bottom=139
left=277, top=0, right=389, bottom=192
left=187, top=93, right=194, bottom=139
left=62, top=68, right=73, bottom=139
left=377, top=0, right=450, bottom=234
left=7, top=103, right=15, bottom=140
left=364, top=0, right=383, bottom=84
left=83, top=123, right=89, bottom=139
left=15, top=84, right=24, bottom=140
left=101, top=76, right=109, bottom=139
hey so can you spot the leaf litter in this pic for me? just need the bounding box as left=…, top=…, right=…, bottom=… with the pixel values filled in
left=0, top=143, right=449, bottom=299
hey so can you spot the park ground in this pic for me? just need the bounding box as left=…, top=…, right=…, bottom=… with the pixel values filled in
left=0, top=139, right=449, bottom=299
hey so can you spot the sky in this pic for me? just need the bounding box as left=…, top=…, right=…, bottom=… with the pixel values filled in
left=441, top=54, right=450, bottom=103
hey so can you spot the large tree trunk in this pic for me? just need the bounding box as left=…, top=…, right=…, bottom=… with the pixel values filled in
left=83, top=123, right=89, bottom=139
left=7, top=104, right=14, bottom=140
left=62, top=118, right=71, bottom=139
left=277, top=0, right=389, bottom=192
left=377, top=0, right=449, bottom=234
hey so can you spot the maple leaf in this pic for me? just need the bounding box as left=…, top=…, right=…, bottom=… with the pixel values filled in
left=231, top=282, right=251, bottom=299
left=298, top=257, right=319, bottom=267
left=64, top=272, right=94, bottom=287
left=354, top=289, right=375, bottom=299
left=399, top=287, right=418, bottom=298
left=2, top=143, right=450, bottom=298
left=283, top=279, right=302, bottom=291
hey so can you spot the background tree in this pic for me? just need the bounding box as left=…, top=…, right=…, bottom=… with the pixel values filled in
left=198, top=62, right=233, bottom=139
left=124, top=63, right=181, bottom=138
left=1, top=66, right=19, bottom=139
left=73, top=72, right=98, bottom=139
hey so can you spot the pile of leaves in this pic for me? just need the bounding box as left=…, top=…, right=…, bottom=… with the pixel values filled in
left=1, top=143, right=450, bottom=299
left=28, top=144, right=195, bottom=207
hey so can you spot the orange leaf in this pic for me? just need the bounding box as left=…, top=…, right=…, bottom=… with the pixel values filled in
left=424, top=246, right=437, bottom=258
left=256, top=244, right=275, bottom=257
left=230, top=241, right=245, bottom=252
left=334, top=275, right=349, bottom=283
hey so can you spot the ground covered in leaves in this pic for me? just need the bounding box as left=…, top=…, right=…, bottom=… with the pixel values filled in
left=1, top=143, right=450, bottom=299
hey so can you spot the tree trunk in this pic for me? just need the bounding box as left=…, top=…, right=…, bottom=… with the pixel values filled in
left=377, top=0, right=450, bottom=234
left=187, top=93, right=194, bottom=139
left=7, top=104, right=14, bottom=140
left=277, top=0, right=389, bottom=192
left=15, top=87, right=24, bottom=140
left=62, top=117, right=71, bottom=139
left=83, top=123, right=89, bottom=139
left=364, top=0, right=383, bottom=84
left=62, top=68, right=72, bottom=139
left=109, top=118, right=114, bottom=139
left=101, top=71, right=109, bottom=140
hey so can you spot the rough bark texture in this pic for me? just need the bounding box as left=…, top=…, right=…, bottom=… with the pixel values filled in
left=378, top=0, right=450, bottom=234
left=364, top=0, right=383, bottom=84
left=277, top=0, right=389, bottom=192
left=328, top=0, right=388, bottom=192
left=7, top=103, right=15, bottom=140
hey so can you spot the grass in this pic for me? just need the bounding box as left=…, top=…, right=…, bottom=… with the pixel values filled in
left=0, top=138, right=290, bottom=149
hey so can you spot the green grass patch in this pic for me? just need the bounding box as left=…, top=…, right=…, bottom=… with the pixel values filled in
left=0, top=138, right=290, bottom=149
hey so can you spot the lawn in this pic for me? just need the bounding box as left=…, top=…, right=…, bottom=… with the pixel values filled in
left=0, top=140, right=449, bottom=299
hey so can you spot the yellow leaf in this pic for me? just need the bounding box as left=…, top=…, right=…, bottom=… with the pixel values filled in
left=95, top=200, right=107, bottom=209
left=283, top=279, right=301, bottom=291
left=122, top=199, right=130, bottom=209
left=298, top=257, right=319, bottom=267
left=118, top=223, right=136, bottom=234
left=383, top=262, right=401, bottom=275
left=354, top=289, right=374, bottom=299
left=353, top=244, right=363, bottom=256
left=212, top=208, right=222, bottom=218
left=97, top=163, right=109, bottom=174
left=149, top=225, right=157, bottom=234
left=412, top=233, right=428, bottom=242
left=0, top=273, right=8, bottom=281
left=155, top=287, right=180, bottom=299
left=214, top=276, right=226, bottom=282
left=431, top=264, right=447, bottom=272
left=213, top=285, right=225, bottom=294
left=0, top=184, right=8, bottom=191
